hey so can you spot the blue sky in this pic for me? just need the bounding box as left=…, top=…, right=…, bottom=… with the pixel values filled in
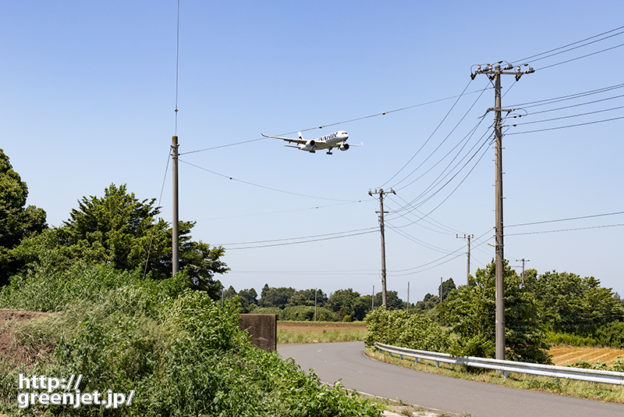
left=2, top=1, right=624, bottom=300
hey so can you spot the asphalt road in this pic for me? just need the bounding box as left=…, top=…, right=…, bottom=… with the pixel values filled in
left=279, top=342, right=624, bottom=417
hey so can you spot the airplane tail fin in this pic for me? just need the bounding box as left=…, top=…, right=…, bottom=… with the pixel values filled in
left=297, top=131, right=303, bottom=140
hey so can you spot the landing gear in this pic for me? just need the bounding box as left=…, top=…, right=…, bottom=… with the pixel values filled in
left=326, top=148, right=333, bottom=155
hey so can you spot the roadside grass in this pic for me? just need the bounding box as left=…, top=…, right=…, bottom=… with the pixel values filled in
left=366, top=348, right=624, bottom=404
left=277, top=321, right=367, bottom=344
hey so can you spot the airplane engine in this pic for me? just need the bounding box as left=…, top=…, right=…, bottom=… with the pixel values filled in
left=307, top=140, right=316, bottom=147
left=339, top=143, right=350, bottom=151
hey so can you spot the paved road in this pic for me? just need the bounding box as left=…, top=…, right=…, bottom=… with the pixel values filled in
left=279, top=342, right=624, bottom=417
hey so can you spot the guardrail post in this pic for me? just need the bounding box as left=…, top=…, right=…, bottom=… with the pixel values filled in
left=504, top=371, right=508, bottom=379
left=436, top=361, right=440, bottom=368
left=400, top=354, right=403, bottom=360
left=415, top=358, right=418, bottom=364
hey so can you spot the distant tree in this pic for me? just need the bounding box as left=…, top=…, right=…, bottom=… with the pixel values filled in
left=328, top=289, right=360, bottom=319
left=525, top=271, right=624, bottom=335
left=238, top=288, right=258, bottom=311
left=438, top=278, right=456, bottom=302
left=373, top=291, right=404, bottom=310
left=223, top=285, right=237, bottom=299
left=0, top=149, right=47, bottom=285
left=353, top=295, right=372, bottom=321
left=259, top=285, right=295, bottom=309
left=288, top=289, right=327, bottom=307
left=415, top=293, right=439, bottom=311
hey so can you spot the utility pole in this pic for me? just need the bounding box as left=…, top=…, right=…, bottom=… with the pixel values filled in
left=515, top=258, right=530, bottom=287
left=368, top=188, right=396, bottom=307
left=371, top=285, right=375, bottom=310
left=314, top=289, right=319, bottom=321
left=172, top=135, right=179, bottom=276
left=406, top=281, right=410, bottom=313
left=456, top=234, right=474, bottom=285
left=471, top=62, right=534, bottom=360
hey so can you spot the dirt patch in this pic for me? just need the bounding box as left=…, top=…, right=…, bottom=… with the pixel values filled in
left=550, top=346, right=624, bottom=367
left=0, top=309, right=51, bottom=366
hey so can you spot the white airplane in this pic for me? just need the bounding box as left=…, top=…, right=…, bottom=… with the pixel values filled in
left=261, top=130, right=358, bottom=155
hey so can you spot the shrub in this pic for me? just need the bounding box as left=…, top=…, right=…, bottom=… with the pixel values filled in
left=546, top=332, right=599, bottom=347
left=0, top=265, right=381, bottom=416
left=596, top=322, right=624, bottom=348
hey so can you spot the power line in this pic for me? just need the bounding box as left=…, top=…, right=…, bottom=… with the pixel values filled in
left=179, top=86, right=492, bottom=155
left=218, top=226, right=377, bottom=246
left=521, top=29, right=624, bottom=65
left=536, top=41, right=624, bottom=71
left=380, top=79, right=478, bottom=187
left=203, top=200, right=368, bottom=220
left=511, top=24, right=624, bottom=64
left=179, top=158, right=354, bottom=202
left=386, top=224, right=453, bottom=254
left=507, top=115, right=624, bottom=135
left=224, top=229, right=377, bottom=250
left=507, top=82, right=624, bottom=108
left=143, top=150, right=171, bottom=278
left=516, top=93, right=624, bottom=116
left=506, top=210, right=624, bottom=228
left=511, top=105, right=624, bottom=126
left=506, top=223, right=624, bottom=237
left=390, top=83, right=491, bottom=189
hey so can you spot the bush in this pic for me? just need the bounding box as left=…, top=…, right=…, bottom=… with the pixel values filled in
left=596, top=322, right=624, bottom=348
left=546, top=332, right=599, bottom=347
left=365, top=308, right=451, bottom=352
left=279, top=305, right=338, bottom=322
left=0, top=265, right=381, bottom=417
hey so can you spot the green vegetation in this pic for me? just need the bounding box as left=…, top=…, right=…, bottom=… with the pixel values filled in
left=367, top=348, right=624, bottom=404
left=0, top=265, right=381, bottom=416
left=0, top=149, right=46, bottom=285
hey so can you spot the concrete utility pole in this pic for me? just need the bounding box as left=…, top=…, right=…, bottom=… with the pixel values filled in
left=369, top=188, right=396, bottom=307
left=314, top=289, right=318, bottom=321
left=471, top=62, right=534, bottom=360
left=371, top=285, right=375, bottom=310
left=172, top=135, right=179, bottom=276
left=456, top=234, right=474, bottom=285
left=515, top=258, right=530, bottom=287
left=406, top=281, right=410, bottom=313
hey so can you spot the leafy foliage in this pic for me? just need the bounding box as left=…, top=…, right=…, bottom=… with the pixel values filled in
left=0, top=265, right=381, bottom=417
left=0, top=149, right=47, bottom=285
left=11, top=184, right=228, bottom=298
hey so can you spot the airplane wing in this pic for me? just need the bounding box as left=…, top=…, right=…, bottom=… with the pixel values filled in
left=261, top=133, right=307, bottom=145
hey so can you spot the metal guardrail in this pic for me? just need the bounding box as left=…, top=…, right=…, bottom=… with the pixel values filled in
left=374, top=342, right=624, bottom=385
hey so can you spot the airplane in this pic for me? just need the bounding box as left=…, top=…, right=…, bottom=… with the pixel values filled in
left=261, top=130, right=358, bottom=155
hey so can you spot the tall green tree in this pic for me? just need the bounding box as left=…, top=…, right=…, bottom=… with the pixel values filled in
left=439, top=260, right=551, bottom=363
left=328, top=289, right=360, bottom=318
left=288, top=288, right=327, bottom=307
left=259, top=285, right=295, bottom=309
left=0, top=149, right=46, bottom=285
left=12, top=184, right=227, bottom=298
left=438, top=278, right=456, bottom=302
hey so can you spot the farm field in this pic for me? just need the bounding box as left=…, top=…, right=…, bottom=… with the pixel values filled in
left=277, top=321, right=367, bottom=344
left=550, top=346, right=624, bottom=367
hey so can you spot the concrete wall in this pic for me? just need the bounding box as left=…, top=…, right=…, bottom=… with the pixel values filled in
left=239, top=314, right=277, bottom=352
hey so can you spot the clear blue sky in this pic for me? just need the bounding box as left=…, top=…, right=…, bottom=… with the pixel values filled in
left=2, top=1, right=624, bottom=300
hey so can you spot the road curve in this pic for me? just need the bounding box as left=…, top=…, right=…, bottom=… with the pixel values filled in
left=279, top=342, right=624, bottom=417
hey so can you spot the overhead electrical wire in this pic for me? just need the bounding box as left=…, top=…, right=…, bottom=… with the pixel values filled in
left=510, top=24, right=624, bottom=64
left=514, top=93, right=624, bottom=117
left=386, top=224, right=453, bottom=254
left=511, top=105, right=624, bottom=126
left=506, top=210, right=624, bottom=228
left=179, top=158, right=355, bottom=202
left=536, top=41, right=624, bottom=71
left=380, top=79, right=478, bottom=188
left=179, top=86, right=492, bottom=155
left=223, top=229, right=377, bottom=250
left=218, top=226, right=377, bottom=246
left=390, top=82, right=491, bottom=189
left=203, top=200, right=368, bottom=220
left=506, top=223, right=624, bottom=237
left=506, top=82, right=624, bottom=108
left=507, top=115, right=624, bottom=135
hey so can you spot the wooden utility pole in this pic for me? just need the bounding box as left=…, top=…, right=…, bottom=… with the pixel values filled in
left=369, top=188, right=396, bottom=307
left=471, top=62, right=533, bottom=360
